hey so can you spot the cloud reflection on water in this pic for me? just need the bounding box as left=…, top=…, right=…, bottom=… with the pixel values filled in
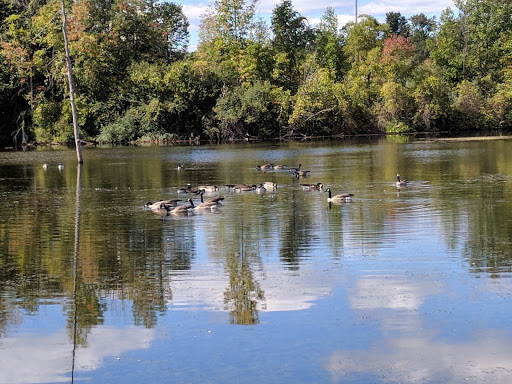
left=324, top=330, right=512, bottom=383
left=0, top=326, right=155, bottom=384
left=348, top=276, right=444, bottom=311
left=168, top=263, right=339, bottom=312
left=324, top=275, right=512, bottom=383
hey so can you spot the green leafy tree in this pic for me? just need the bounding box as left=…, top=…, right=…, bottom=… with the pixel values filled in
left=238, top=38, right=274, bottom=84
left=452, top=80, right=487, bottom=130
left=412, top=60, right=452, bottom=131
left=270, top=0, right=314, bottom=92
left=1, top=8, right=42, bottom=142
left=27, top=0, right=189, bottom=142
left=342, top=46, right=382, bottom=129
left=97, top=58, right=226, bottom=143
left=454, top=0, right=512, bottom=89
left=271, top=0, right=313, bottom=54
left=430, top=8, right=464, bottom=83
left=315, top=7, right=345, bottom=80
left=0, top=0, right=31, bottom=143
left=386, top=11, right=410, bottom=37
left=376, top=81, right=415, bottom=133
left=489, top=37, right=512, bottom=128
left=433, top=0, right=512, bottom=90
left=289, top=66, right=344, bottom=136
left=105, top=0, right=189, bottom=64
left=0, top=0, right=14, bottom=24
left=155, top=2, right=190, bottom=60
left=409, top=13, right=436, bottom=62
left=197, top=0, right=257, bottom=63
left=212, top=80, right=284, bottom=141
left=341, top=15, right=387, bottom=128
left=490, top=81, right=512, bottom=128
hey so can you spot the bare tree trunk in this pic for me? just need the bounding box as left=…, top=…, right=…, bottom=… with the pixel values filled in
left=61, top=0, right=83, bottom=164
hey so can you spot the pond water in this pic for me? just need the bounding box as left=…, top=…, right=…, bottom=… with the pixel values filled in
left=1, top=137, right=512, bottom=383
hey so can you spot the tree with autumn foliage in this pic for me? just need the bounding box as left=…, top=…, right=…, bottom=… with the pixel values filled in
left=376, top=35, right=416, bottom=132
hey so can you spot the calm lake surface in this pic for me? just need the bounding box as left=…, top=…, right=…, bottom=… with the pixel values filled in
left=1, top=137, right=512, bottom=383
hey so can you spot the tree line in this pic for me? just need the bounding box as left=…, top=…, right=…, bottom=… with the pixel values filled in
left=1, top=0, right=511, bottom=145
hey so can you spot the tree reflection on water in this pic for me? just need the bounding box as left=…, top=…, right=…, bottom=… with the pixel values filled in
left=223, top=220, right=264, bottom=325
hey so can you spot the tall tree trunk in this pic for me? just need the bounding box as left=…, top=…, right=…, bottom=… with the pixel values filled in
left=61, top=0, right=83, bottom=163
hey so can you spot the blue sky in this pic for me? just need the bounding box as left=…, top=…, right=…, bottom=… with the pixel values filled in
left=178, top=0, right=456, bottom=51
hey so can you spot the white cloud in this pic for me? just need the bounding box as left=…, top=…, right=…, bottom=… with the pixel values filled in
left=338, top=13, right=356, bottom=27
left=277, top=0, right=357, bottom=15
left=182, top=3, right=210, bottom=33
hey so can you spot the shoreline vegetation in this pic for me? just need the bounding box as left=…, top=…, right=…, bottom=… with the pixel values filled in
left=5, top=130, right=512, bottom=151
left=1, top=0, right=512, bottom=147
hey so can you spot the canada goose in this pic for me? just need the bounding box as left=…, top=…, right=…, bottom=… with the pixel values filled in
left=396, top=173, right=408, bottom=188
left=193, top=195, right=221, bottom=211
left=149, top=205, right=170, bottom=217
left=225, top=184, right=243, bottom=191
left=200, top=190, right=224, bottom=205
left=145, top=199, right=181, bottom=210
left=145, top=201, right=166, bottom=210
left=294, top=170, right=310, bottom=177
left=274, top=164, right=286, bottom=169
left=197, top=185, right=219, bottom=193
left=144, top=201, right=173, bottom=218
left=256, top=163, right=273, bottom=170
left=189, top=188, right=205, bottom=195
left=161, top=199, right=183, bottom=209
left=163, top=199, right=182, bottom=206
left=326, top=188, right=354, bottom=203
left=290, top=164, right=302, bottom=172
left=177, top=164, right=185, bottom=171
left=225, top=184, right=252, bottom=192
left=58, top=162, right=64, bottom=171
left=234, top=184, right=257, bottom=192
left=301, top=182, right=323, bottom=191
left=177, top=184, right=192, bottom=193
left=167, top=198, right=194, bottom=215
left=256, top=184, right=266, bottom=194
left=178, top=185, right=203, bottom=194
left=261, top=181, right=277, bottom=189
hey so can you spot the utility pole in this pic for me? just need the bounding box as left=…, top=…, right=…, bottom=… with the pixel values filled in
left=61, top=0, right=83, bottom=164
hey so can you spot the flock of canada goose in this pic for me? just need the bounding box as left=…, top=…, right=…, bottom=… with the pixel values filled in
left=144, top=162, right=408, bottom=216
left=40, top=161, right=406, bottom=216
